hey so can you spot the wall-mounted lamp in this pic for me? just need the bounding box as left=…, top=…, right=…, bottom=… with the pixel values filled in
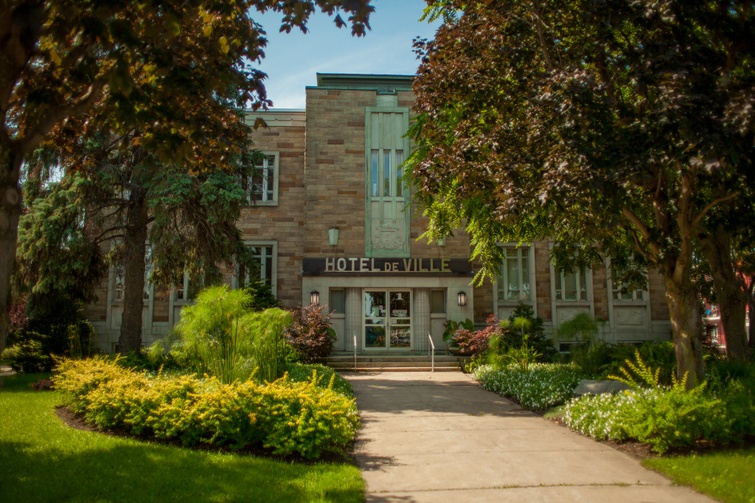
left=310, top=290, right=320, bottom=306
left=437, top=236, right=446, bottom=247
left=328, top=228, right=339, bottom=246
left=457, top=291, right=467, bottom=307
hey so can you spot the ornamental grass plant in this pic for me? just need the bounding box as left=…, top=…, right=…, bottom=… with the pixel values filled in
left=170, top=285, right=293, bottom=384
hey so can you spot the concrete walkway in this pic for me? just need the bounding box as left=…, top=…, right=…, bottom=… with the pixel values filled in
left=344, top=371, right=714, bottom=503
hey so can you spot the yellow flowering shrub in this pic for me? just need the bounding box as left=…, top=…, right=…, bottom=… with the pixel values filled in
left=53, top=358, right=358, bottom=459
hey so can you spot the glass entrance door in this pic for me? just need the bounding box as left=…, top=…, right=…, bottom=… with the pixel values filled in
left=364, top=290, right=412, bottom=349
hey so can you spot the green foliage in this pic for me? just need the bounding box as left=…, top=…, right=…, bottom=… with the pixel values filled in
left=474, top=363, right=582, bottom=410
left=54, top=357, right=360, bottom=459
left=244, top=277, right=280, bottom=311
left=608, top=349, right=682, bottom=391
left=283, top=362, right=353, bottom=397
left=564, top=357, right=755, bottom=454
left=478, top=303, right=556, bottom=367
left=442, top=318, right=474, bottom=344
left=172, top=285, right=293, bottom=383
left=568, top=340, right=677, bottom=382
left=1, top=335, right=50, bottom=374
left=2, top=292, right=96, bottom=373
left=284, top=304, right=337, bottom=363
left=564, top=386, right=734, bottom=454
left=558, top=313, right=599, bottom=343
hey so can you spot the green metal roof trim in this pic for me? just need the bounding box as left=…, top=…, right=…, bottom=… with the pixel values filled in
left=313, top=73, right=414, bottom=92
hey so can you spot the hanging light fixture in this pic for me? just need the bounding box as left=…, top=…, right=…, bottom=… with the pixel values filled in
left=310, top=290, right=320, bottom=306
left=457, top=291, right=467, bottom=307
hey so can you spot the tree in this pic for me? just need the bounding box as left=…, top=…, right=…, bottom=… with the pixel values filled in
left=17, top=127, right=258, bottom=354
left=0, top=0, right=374, bottom=354
left=408, top=0, right=754, bottom=387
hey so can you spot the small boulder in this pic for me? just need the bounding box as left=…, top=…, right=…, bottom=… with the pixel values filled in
left=573, top=379, right=631, bottom=397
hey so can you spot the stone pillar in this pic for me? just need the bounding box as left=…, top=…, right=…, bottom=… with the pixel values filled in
left=413, top=288, right=430, bottom=352
left=345, top=287, right=362, bottom=351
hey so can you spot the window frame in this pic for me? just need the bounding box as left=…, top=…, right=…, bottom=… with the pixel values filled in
left=497, top=245, right=533, bottom=303
left=232, top=241, right=278, bottom=296
left=243, top=152, right=279, bottom=206
left=554, top=265, right=589, bottom=302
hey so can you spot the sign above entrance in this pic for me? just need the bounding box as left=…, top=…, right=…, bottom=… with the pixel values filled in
left=303, top=257, right=474, bottom=276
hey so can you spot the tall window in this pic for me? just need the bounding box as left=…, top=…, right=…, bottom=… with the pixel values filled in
left=236, top=242, right=277, bottom=294
left=498, top=247, right=531, bottom=301
left=242, top=153, right=278, bottom=205
left=370, top=148, right=404, bottom=198
left=555, top=266, right=588, bottom=301
left=112, top=246, right=152, bottom=302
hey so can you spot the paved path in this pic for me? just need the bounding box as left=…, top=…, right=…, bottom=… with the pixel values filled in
left=344, top=371, right=714, bottom=503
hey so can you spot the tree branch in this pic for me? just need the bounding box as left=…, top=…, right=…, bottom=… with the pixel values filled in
left=622, top=206, right=661, bottom=261
left=691, top=191, right=740, bottom=230
left=531, top=2, right=553, bottom=70
left=14, top=76, right=107, bottom=157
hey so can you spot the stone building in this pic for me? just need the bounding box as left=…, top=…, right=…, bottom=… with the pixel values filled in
left=86, top=73, right=671, bottom=354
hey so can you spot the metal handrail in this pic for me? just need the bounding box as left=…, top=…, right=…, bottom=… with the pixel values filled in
left=428, top=333, right=435, bottom=373
left=353, top=334, right=357, bottom=371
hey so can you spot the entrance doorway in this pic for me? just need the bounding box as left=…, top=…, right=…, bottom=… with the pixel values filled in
left=364, top=289, right=412, bottom=349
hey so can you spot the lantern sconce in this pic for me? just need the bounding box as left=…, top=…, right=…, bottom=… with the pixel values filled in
left=457, top=291, right=467, bottom=307
left=310, top=290, right=320, bottom=306
left=437, top=236, right=446, bottom=247
left=328, top=228, right=339, bottom=246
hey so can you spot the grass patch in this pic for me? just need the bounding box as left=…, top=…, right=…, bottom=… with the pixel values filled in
left=643, top=447, right=755, bottom=503
left=0, top=373, right=364, bottom=502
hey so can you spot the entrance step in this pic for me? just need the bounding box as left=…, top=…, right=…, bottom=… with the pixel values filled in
left=325, top=354, right=467, bottom=372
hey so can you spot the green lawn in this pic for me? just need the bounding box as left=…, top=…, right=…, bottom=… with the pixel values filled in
left=643, top=447, right=755, bottom=503
left=0, top=373, right=364, bottom=503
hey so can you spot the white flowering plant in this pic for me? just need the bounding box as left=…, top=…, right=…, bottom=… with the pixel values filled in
left=474, top=363, right=582, bottom=410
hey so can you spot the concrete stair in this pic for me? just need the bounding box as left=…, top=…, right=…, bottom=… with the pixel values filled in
left=325, top=352, right=466, bottom=372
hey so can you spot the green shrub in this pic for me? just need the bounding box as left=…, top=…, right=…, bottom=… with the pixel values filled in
left=284, top=304, right=336, bottom=363
left=284, top=362, right=353, bottom=397
left=474, top=363, right=582, bottom=410
left=475, top=303, right=557, bottom=363
left=706, top=359, right=755, bottom=439
left=563, top=351, right=748, bottom=454
left=255, top=374, right=359, bottom=458
left=563, top=385, right=734, bottom=454
left=2, top=334, right=51, bottom=373
left=54, top=357, right=359, bottom=459
left=601, top=341, right=676, bottom=384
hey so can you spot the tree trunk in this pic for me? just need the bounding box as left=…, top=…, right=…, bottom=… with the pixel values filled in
left=664, top=276, right=705, bottom=388
left=0, top=139, right=22, bottom=355
left=118, top=188, right=148, bottom=355
left=699, top=229, right=748, bottom=361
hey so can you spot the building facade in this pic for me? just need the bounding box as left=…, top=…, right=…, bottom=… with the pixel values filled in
left=86, top=73, right=672, bottom=354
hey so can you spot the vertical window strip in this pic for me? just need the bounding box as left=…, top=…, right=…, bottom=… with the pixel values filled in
left=371, top=150, right=379, bottom=197
left=383, top=150, right=391, bottom=197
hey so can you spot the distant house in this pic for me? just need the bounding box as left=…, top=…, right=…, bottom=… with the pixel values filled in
left=703, top=302, right=751, bottom=351
left=84, top=73, right=672, bottom=354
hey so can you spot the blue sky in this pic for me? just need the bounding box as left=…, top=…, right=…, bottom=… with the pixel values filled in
left=254, top=0, right=440, bottom=109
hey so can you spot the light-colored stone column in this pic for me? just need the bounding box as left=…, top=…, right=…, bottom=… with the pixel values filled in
left=413, top=288, right=430, bottom=352
left=345, top=287, right=362, bottom=351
